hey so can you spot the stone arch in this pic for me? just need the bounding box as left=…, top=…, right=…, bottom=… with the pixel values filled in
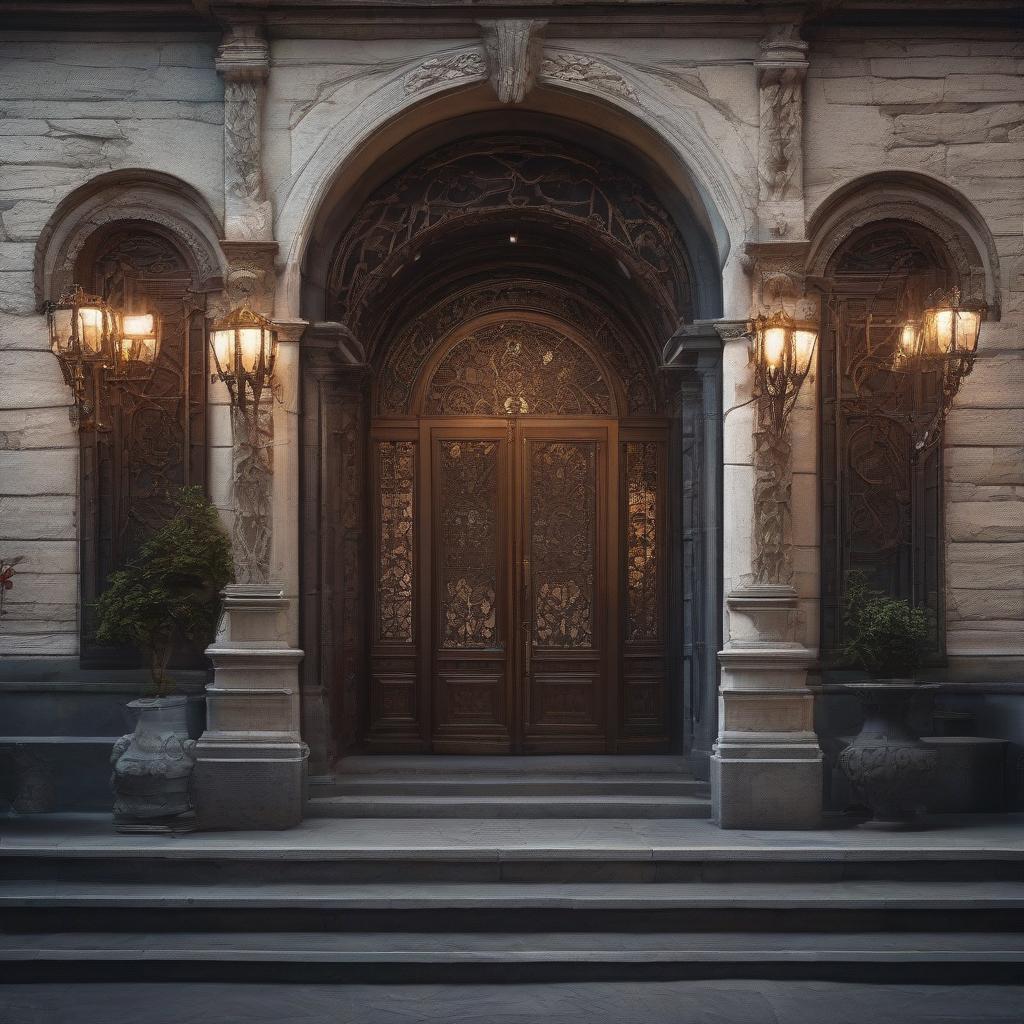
left=806, top=172, right=1000, bottom=318
left=277, top=70, right=747, bottom=322
left=34, top=169, right=225, bottom=308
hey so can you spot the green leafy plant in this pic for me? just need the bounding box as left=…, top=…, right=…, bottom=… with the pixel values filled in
left=93, top=487, right=233, bottom=696
left=841, top=571, right=929, bottom=679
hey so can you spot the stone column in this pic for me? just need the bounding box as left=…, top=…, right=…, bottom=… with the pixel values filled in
left=194, top=22, right=305, bottom=830
left=710, top=22, right=823, bottom=830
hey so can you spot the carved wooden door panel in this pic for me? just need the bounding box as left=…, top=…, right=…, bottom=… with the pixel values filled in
left=517, top=424, right=610, bottom=752
left=429, top=424, right=513, bottom=752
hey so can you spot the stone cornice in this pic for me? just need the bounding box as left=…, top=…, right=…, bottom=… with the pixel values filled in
left=3, top=1, right=1018, bottom=35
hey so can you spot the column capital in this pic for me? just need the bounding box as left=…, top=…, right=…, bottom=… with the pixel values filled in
left=215, top=21, right=270, bottom=81
left=756, top=22, right=810, bottom=74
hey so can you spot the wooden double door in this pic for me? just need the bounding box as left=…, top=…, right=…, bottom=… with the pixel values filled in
left=369, top=416, right=669, bottom=754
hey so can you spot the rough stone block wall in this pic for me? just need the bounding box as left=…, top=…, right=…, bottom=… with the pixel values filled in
left=0, top=32, right=222, bottom=660
left=806, top=27, right=1024, bottom=678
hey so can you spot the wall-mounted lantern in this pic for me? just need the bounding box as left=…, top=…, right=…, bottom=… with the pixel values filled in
left=208, top=305, right=278, bottom=416
left=750, top=309, right=818, bottom=432
left=895, top=286, right=985, bottom=450
left=45, top=284, right=119, bottom=427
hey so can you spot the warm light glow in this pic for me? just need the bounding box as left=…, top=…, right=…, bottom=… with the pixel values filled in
left=900, top=321, right=919, bottom=355
left=794, top=328, right=817, bottom=372
left=122, top=313, right=155, bottom=338
left=763, top=326, right=787, bottom=368
left=955, top=309, right=982, bottom=353
left=212, top=329, right=233, bottom=371
left=932, top=308, right=955, bottom=353
left=508, top=233, right=518, bottom=244
left=238, top=327, right=264, bottom=373
left=78, top=306, right=104, bottom=355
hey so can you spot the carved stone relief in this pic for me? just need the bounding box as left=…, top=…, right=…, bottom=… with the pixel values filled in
left=404, top=51, right=486, bottom=94
left=216, top=23, right=273, bottom=243
left=478, top=19, right=546, bottom=104
left=540, top=53, right=640, bottom=104
left=231, top=403, right=273, bottom=584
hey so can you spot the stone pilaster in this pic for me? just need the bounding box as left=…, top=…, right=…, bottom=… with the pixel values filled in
left=194, top=24, right=306, bottom=830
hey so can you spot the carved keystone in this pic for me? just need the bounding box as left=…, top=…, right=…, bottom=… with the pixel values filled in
left=478, top=19, right=547, bottom=104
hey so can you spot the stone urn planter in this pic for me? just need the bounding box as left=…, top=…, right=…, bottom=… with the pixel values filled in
left=111, top=695, right=196, bottom=833
left=838, top=682, right=939, bottom=829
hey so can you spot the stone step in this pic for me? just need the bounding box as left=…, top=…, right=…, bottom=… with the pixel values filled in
left=3, top=930, right=1023, bottom=983
left=311, top=775, right=708, bottom=798
left=304, top=793, right=712, bottom=819
left=331, top=754, right=693, bottom=776
left=3, top=880, right=1022, bottom=936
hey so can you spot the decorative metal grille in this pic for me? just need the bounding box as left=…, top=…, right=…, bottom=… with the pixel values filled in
left=820, top=226, right=945, bottom=659
left=81, top=228, right=206, bottom=664
left=329, top=136, right=692, bottom=334
left=425, top=321, right=612, bottom=417
left=530, top=441, right=596, bottom=648
left=438, top=440, right=500, bottom=649
left=625, top=441, right=660, bottom=642
left=376, top=440, right=416, bottom=643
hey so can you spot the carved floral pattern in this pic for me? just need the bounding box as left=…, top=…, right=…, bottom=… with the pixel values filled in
left=404, top=51, right=486, bottom=94
left=530, top=441, right=596, bottom=648
left=438, top=441, right=499, bottom=649
left=376, top=440, right=416, bottom=643
left=625, top=442, right=660, bottom=642
left=541, top=53, right=639, bottom=103
left=425, top=320, right=612, bottom=417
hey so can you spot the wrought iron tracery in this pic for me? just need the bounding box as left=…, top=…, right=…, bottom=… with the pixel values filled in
left=425, top=320, right=613, bottom=417
left=625, top=441, right=661, bottom=643
left=820, top=224, right=947, bottom=660
left=377, top=279, right=658, bottom=416
left=375, top=440, right=416, bottom=644
left=530, top=441, right=597, bottom=649
left=329, top=136, right=692, bottom=335
left=438, top=440, right=500, bottom=649
left=81, top=227, right=207, bottom=664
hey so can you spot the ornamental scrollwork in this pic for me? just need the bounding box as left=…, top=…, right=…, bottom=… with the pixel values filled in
left=329, top=136, right=692, bottom=335
left=404, top=51, right=486, bottom=94
left=540, top=53, right=640, bottom=104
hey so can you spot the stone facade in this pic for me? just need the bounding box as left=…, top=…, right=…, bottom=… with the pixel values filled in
left=0, top=1, right=1021, bottom=828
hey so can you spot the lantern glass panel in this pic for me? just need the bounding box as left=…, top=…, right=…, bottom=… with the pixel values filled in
left=50, top=308, right=74, bottom=355
left=955, top=309, right=981, bottom=354
left=212, top=329, right=234, bottom=372
left=763, top=326, right=787, bottom=369
left=122, top=313, right=154, bottom=338
left=78, top=306, right=105, bottom=356
left=238, top=327, right=264, bottom=373
left=899, top=321, right=919, bottom=357
left=793, top=328, right=817, bottom=373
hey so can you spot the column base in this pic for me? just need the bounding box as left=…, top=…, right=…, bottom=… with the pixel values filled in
left=193, top=734, right=306, bottom=831
left=711, top=735, right=823, bottom=829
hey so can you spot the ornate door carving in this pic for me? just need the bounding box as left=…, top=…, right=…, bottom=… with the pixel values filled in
left=365, top=312, right=669, bottom=754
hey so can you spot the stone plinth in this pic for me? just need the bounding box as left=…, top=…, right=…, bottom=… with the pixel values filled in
left=712, top=585, right=823, bottom=829
left=193, top=583, right=305, bottom=830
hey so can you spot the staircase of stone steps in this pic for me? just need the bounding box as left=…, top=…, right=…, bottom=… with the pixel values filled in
left=306, top=755, right=712, bottom=819
left=2, top=814, right=1024, bottom=984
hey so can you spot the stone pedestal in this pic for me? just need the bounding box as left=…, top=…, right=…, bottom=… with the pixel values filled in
left=194, top=583, right=305, bottom=830
left=712, top=584, right=823, bottom=829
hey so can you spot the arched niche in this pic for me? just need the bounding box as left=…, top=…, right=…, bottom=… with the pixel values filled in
left=34, top=171, right=224, bottom=668
left=814, top=215, right=977, bottom=666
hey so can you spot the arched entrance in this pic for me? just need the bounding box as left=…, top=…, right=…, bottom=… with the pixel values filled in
left=300, top=128, right=721, bottom=764
left=370, top=304, right=668, bottom=753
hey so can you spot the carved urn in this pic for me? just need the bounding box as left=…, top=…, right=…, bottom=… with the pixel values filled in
left=110, top=696, right=196, bottom=832
left=838, top=682, right=939, bottom=829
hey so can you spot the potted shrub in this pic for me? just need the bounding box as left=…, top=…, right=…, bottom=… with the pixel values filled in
left=95, top=486, right=232, bottom=831
left=836, top=572, right=938, bottom=829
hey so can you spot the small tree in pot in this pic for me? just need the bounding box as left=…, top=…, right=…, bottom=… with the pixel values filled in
left=95, top=486, right=232, bottom=831
left=837, top=572, right=938, bottom=829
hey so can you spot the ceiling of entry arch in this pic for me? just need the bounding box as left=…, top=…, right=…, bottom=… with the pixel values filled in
left=326, top=135, right=695, bottom=344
